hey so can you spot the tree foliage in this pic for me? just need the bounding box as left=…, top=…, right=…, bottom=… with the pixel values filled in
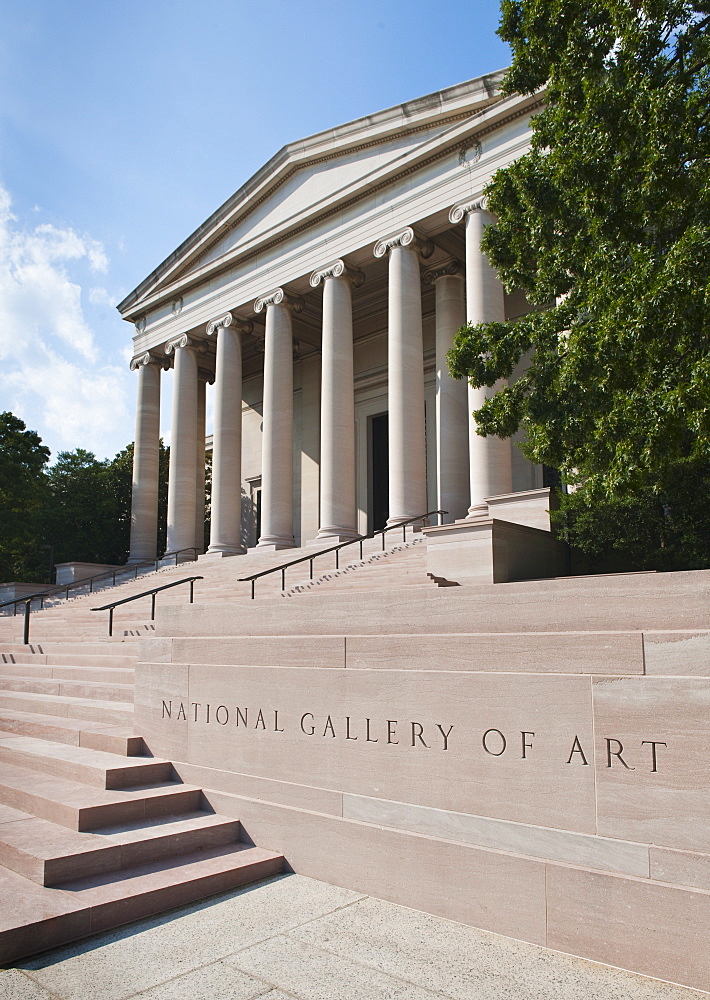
left=0, top=413, right=50, bottom=582
left=449, top=1, right=710, bottom=505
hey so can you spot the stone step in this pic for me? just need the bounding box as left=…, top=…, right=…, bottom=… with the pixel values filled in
left=0, top=805, right=241, bottom=885
left=0, top=843, right=283, bottom=964
left=0, top=761, right=201, bottom=830
left=163, top=571, right=710, bottom=635
left=0, top=736, right=171, bottom=789
left=0, top=674, right=133, bottom=703
left=1, top=651, right=137, bottom=669
left=0, top=641, right=140, bottom=657
left=0, top=690, right=133, bottom=725
left=0, top=663, right=134, bottom=684
left=0, top=708, right=142, bottom=755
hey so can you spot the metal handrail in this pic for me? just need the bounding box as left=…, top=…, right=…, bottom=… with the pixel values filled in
left=91, top=576, right=203, bottom=637
left=0, top=546, right=200, bottom=614
left=238, top=509, right=447, bottom=599
left=0, top=595, right=51, bottom=645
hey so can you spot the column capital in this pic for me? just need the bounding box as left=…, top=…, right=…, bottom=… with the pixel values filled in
left=310, top=259, right=365, bottom=289
left=164, top=334, right=207, bottom=356
left=206, top=312, right=253, bottom=336
left=423, top=259, right=465, bottom=284
left=449, top=196, right=489, bottom=224
left=130, top=351, right=167, bottom=371
left=254, top=288, right=304, bottom=314
left=373, top=227, right=434, bottom=260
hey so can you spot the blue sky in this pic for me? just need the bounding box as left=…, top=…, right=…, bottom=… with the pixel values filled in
left=0, top=0, right=510, bottom=462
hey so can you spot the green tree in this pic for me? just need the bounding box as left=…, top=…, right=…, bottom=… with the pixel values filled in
left=0, top=412, right=51, bottom=583
left=42, top=450, right=118, bottom=566
left=449, top=2, right=710, bottom=510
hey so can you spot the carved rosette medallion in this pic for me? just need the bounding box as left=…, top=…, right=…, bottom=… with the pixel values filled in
left=310, top=259, right=365, bottom=289
left=253, top=288, right=304, bottom=314
left=449, top=196, right=489, bottom=224
left=373, top=227, right=434, bottom=260
left=205, top=312, right=254, bottom=337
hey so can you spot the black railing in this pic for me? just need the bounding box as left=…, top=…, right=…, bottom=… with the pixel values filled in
left=0, top=546, right=199, bottom=616
left=0, top=594, right=50, bottom=645
left=92, top=576, right=203, bottom=637
left=238, top=509, right=447, bottom=599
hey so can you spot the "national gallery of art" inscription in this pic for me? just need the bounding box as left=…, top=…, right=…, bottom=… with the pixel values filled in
left=161, top=700, right=668, bottom=772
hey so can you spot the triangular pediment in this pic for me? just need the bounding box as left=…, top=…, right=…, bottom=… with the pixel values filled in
left=118, top=70, right=522, bottom=318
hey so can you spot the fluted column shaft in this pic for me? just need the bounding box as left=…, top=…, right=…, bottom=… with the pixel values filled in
left=426, top=267, right=469, bottom=522
left=165, top=338, right=199, bottom=555
left=128, top=357, right=161, bottom=563
left=311, top=261, right=362, bottom=541
left=254, top=289, right=301, bottom=549
left=453, top=201, right=513, bottom=515
left=375, top=229, right=432, bottom=525
left=207, top=314, right=249, bottom=555
left=194, top=378, right=207, bottom=554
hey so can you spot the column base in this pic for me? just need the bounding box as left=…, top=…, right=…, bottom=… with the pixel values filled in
left=460, top=503, right=489, bottom=521
left=257, top=535, right=296, bottom=551
left=314, top=528, right=360, bottom=544
left=200, top=546, right=246, bottom=560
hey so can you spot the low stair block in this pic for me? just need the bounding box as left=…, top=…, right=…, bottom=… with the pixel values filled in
left=0, top=709, right=142, bottom=755
left=0, top=807, right=242, bottom=886
left=0, top=736, right=172, bottom=789
left=0, top=689, right=134, bottom=726
left=0, top=762, right=203, bottom=831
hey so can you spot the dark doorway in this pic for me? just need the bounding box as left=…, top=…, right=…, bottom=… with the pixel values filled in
left=371, top=413, right=389, bottom=531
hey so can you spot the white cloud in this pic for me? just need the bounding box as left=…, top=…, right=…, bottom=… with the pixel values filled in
left=0, top=183, right=133, bottom=460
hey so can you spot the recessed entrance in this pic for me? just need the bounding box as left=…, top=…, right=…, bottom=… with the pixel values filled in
left=370, top=412, right=389, bottom=532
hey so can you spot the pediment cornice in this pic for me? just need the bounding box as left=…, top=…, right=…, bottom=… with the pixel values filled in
left=118, top=73, right=541, bottom=321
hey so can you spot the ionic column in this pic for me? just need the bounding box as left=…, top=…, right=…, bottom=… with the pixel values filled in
left=450, top=198, right=512, bottom=516
left=194, top=376, right=207, bottom=554
left=127, top=353, right=162, bottom=563
left=164, top=335, right=201, bottom=556
left=374, top=227, right=433, bottom=525
left=423, top=261, right=469, bottom=522
left=310, top=260, right=364, bottom=542
left=253, top=288, right=303, bottom=549
left=205, top=312, right=252, bottom=556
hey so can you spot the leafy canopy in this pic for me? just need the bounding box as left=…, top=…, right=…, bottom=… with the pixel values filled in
left=448, top=0, right=710, bottom=498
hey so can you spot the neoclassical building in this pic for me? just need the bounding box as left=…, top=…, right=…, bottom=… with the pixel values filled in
left=118, top=70, right=545, bottom=563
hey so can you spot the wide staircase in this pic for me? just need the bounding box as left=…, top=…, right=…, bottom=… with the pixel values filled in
left=0, top=532, right=436, bottom=963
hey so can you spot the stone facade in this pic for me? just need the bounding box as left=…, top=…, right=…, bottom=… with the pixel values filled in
left=118, top=72, right=546, bottom=560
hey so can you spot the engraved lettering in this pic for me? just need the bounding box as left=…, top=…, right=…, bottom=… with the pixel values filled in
left=436, top=723, right=454, bottom=751
left=365, top=718, right=378, bottom=742
left=345, top=717, right=358, bottom=740
left=566, top=735, right=589, bottom=764
left=411, top=722, right=429, bottom=748
left=606, top=738, right=634, bottom=769
left=162, top=700, right=171, bottom=719
left=176, top=702, right=187, bottom=721
left=521, top=731, right=535, bottom=759
left=301, top=712, right=315, bottom=735
left=323, top=715, right=336, bottom=737
left=205, top=703, right=210, bottom=724
left=255, top=709, right=266, bottom=730
left=235, top=707, right=248, bottom=727
left=274, top=710, right=284, bottom=732
left=191, top=702, right=200, bottom=722
left=215, top=705, right=229, bottom=725
left=482, top=728, right=506, bottom=756
left=387, top=720, right=399, bottom=745
left=642, top=740, right=667, bottom=772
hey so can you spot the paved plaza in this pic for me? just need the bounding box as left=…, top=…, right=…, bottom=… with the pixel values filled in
left=3, top=874, right=704, bottom=1000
